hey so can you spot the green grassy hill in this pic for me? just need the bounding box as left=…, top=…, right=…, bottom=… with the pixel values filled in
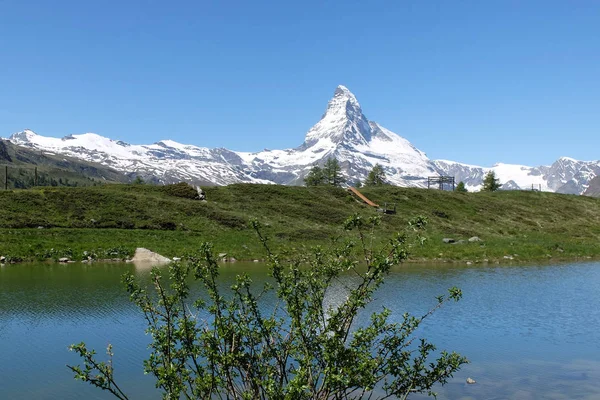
left=1, top=183, right=599, bottom=263
left=0, top=140, right=130, bottom=188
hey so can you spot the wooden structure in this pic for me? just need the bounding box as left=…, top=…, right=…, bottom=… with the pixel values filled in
left=348, top=186, right=379, bottom=207
left=348, top=187, right=396, bottom=214
left=427, top=176, right=455, bottom=191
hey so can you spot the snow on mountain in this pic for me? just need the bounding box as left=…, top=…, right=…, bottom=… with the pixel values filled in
left=541, top=157, right=600, bottom=194
left=433, top=157, right=600, bottom=193
left=430, top=160, right=545, bottom=192
left=7, top=130, right=268, bottom=185
left=4, top=86, right=599, bottom=193
left=237, top=85, right=436, bottom=186
left=431, top=160, right=487, bottom=192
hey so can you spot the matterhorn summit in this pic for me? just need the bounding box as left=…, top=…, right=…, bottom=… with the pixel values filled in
left=3, top=85, right=599, bottom=192
left=238, top=85, right=436, bottom=186
left=303, top=85, right=371, bottom=147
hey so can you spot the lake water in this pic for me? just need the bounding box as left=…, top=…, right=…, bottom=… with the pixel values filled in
left=2, top=260, right=600, bottom=399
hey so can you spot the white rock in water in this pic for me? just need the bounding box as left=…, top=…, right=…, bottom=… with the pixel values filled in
left=466, top=377, right=476, bottom=384
left=131, top=248, right=171, bottom=265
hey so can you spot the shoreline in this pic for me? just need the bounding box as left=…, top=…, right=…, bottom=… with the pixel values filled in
left=2, top=252, right=599, bottom=267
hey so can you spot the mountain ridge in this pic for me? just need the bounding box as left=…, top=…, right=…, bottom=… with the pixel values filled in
left=0, top=138, right=130, bottom=188
left=4, top=86, right=599, bottom=194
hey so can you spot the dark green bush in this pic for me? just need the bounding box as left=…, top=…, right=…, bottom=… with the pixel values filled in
left=160, top=182, right=198, bottom=199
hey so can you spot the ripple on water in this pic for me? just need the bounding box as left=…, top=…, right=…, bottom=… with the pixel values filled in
left=2, top=261, right=600, bottom=399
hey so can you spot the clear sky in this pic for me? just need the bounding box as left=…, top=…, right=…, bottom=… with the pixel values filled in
left=1, top=0, right=598, bottom=166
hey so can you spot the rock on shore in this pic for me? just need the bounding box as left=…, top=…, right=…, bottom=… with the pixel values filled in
left=131, top=248, right=171, bottom=265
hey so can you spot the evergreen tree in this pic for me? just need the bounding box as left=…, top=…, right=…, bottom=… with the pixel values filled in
left=304, top=165, right=325, bottom=186
left=455, top=181, right=468, bottom=193
left=323, top=157, right=346, bottom=187
left=482, top=171, right=502, bottom=192
left=364, top=164, right=386, bottom=186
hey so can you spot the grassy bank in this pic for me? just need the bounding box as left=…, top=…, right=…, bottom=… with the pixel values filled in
left=1, top=183, right=599, bottom=263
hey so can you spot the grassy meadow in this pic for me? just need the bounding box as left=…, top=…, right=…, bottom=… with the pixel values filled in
left=1, top=183, right=599, bottom=263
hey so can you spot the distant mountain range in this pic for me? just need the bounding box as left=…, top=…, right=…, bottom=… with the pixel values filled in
left=4, top=85, right=599, bottom=194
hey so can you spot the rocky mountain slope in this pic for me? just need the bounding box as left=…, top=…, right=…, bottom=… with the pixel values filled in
left=433, top=157, right=600, bottom=194
left=583, top=176, right=600, bottom=197
left=4, top=86, right=599, bottom=193
left=6, top=130, right=263, bottom=186
left=0, top=139, right=129, bottom=188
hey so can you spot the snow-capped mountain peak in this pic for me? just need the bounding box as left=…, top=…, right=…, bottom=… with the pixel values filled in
left=303, top=85, right=372, bottom=148
left=233, top=85, right=435, bottom=186
left=9, top=129, right=39, bottom=143
left=326, top=85, right=362, bottom=116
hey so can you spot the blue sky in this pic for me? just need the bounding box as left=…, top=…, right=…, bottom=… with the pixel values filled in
left=1, top=0, right=598, bottom=166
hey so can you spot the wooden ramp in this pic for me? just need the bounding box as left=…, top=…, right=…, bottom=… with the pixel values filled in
left=348, top=186, right=379, bottom=207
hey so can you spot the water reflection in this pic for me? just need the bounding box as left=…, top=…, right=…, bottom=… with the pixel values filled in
left=1, top=261, right=600, bottom=399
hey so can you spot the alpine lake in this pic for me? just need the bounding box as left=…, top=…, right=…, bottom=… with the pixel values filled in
left=2, top=259, right=600, bottom=399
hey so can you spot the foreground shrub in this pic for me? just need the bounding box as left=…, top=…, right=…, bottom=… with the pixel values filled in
left=68, top=214, right=466, bottom=399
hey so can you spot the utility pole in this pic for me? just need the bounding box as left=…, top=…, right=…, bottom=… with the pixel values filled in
left=34, top=167, right=38, bottom=186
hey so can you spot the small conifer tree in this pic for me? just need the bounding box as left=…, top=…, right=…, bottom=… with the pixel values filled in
left=323, top=157, right=346, bottom=187
left=482, top=171, right=502, bottom=192
left=304, top=165, right=325, bottom=186
left=455, top=181, right=468, bottom=192
left=364, top=164, right=387, bottom=186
